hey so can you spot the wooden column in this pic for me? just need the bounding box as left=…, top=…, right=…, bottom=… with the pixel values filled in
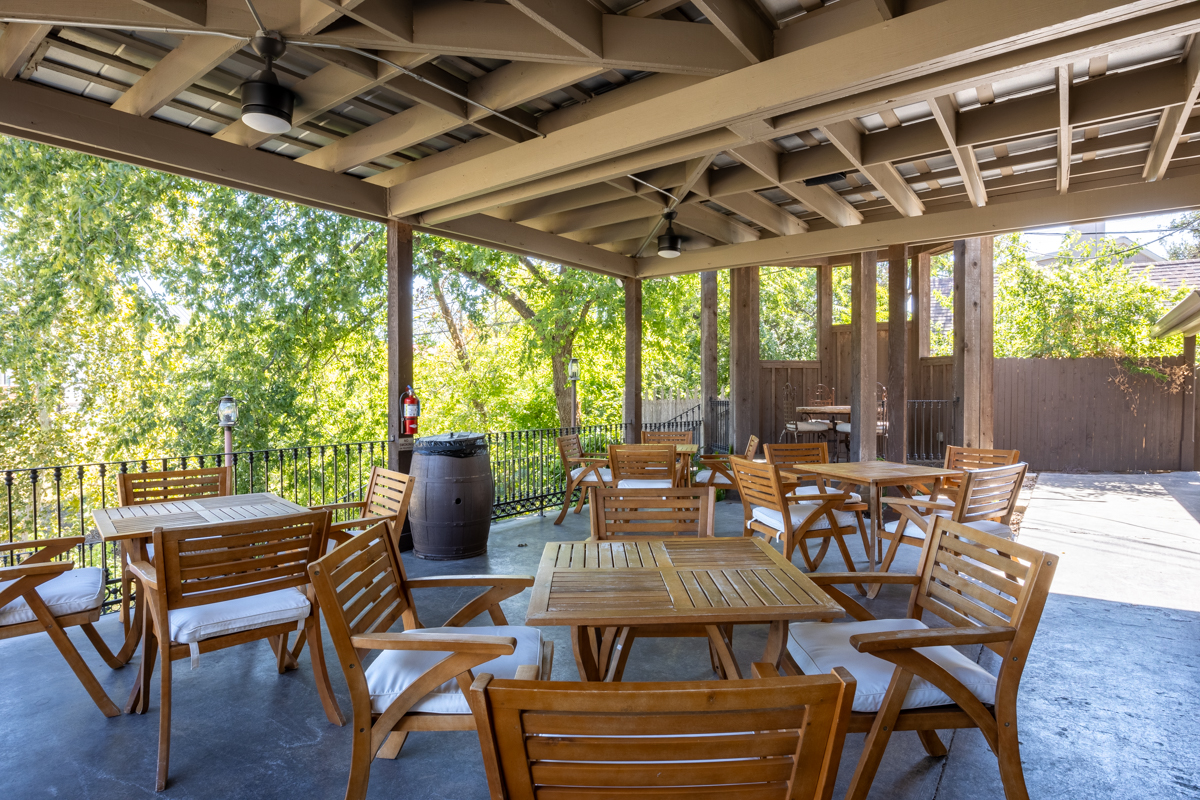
left=387, top=220, right=414, bottom=473
left=700, top=271, right=720, bottom=451
left=909, top=250, right=931, bottom=400
left=1184, top=336, right=1196, bottom=471
left=818, top=264, right=835, bottom=396
left=730, top=266, right=761, bottom=454
left=887, top=244, right=909, bottom=462
left=953, top=237, right=994, bottom=448
left=849, top=253, right=878, bottom=461
left=624, top=278, right=643, bottom=443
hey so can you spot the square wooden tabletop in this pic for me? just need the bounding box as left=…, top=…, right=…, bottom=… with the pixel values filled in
left=790, top=461, right=961, bottom=487
left=92, top=492, right=311, bottom=541
left=525, top=537, right=843, bottom=628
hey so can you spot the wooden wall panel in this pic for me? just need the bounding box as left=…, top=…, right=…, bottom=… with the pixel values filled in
left=759, top=361, right=821, bottom=443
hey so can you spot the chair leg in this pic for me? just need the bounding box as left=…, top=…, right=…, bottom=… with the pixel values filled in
left=879, top=533, right=906, bottom=573
left=81, top=622, right=125, bottom=670
left=846, top=667, right=915, bottom=800
left=376, top=731, right=408, bottom=760
left=605, top=627, right=637, bottom=682
left=831, top=534, right=866, bottom=596
left=996, top=700, right=1030, bottom=800
left=345, top=716, right=375, bottom=800
left=917, top=729, right=948, bottom=757
left=553, top=483, right=576, bottom=525
left=127, top=621, right=157, bottom=715
left=574, top=484, right=589, bottom=514
left=31, top=601, right=120, bottom=718
left=155, top=638, right=173, bottom=791
left=307, top=615, right=347, bottom=726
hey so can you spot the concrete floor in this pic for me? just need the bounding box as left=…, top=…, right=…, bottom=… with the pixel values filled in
left=1, top=476, right=1197, bottom=799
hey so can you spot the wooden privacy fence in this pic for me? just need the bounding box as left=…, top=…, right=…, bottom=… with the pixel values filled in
left=993, top=357, right=1193, bottom=472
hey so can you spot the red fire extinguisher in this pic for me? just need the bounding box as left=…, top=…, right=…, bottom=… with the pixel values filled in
left=402, top=386, right=420, bottom=436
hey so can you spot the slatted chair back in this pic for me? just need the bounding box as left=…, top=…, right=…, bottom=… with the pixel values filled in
left=118, top=466, right=232, bottom=507
left=470, top=668, right=856, bottom=800
left=876, top=383, right=888, bottom=435
left=914, top=516, right=1057, bottom=669
left=153, top=510, right=329, bottom=612
left=729, top=456, right=790, bottom=517
left=640, top=429, right=694, bottom=445
left=591, top=487, right=716, bottom=539
left=811, top=384, right=836, bottom=406
left=742, top=434, right=762, bottom=459
left=764, top=442, right=829, bottom=481
left=362, top=467, right=412, bottom=521
left=781, top=382, right=799, bottom=426
left=608, top=444, right=678, bottom=484
left=951, top=462, right=1028, bottom=526
left=945, top=446, right=1022, bottom=472
left=556, top=433, right=586, bottom=470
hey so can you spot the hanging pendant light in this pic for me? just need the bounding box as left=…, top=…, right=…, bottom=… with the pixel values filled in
left=240, top=32, right=295, bottom=134
left=657, top=210, right=684, bottom=258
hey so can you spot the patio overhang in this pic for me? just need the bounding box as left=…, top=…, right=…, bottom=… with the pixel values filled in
left=1153, top=289, right=1200, bottom=337
left=0, top=1, right=1199, bottom=280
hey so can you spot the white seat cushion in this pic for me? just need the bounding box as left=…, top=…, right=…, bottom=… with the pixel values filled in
left=789, top=485, right=862, bottom=504
left=835, top=422, right=852, bottom=433
left=616, top=479, right=675, bottom=489
left=884, top=517, right=1012, bottom=541
left=0, top=567, right=105, bottom=626
left=694, top=469, right=733, bottom=486
left=789, top=421, right=830, bottom=432
left=751, top=504, right=858, bottom=533
left=569, top=466, right=612, bottom=483
left=788, top=618, right=997, bottom=713
left=366, top=625, right=543, bottom=715
left=168, top=586, right=311, bottom=644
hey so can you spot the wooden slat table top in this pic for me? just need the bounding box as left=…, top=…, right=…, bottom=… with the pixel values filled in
left=526, top=538, right=843, bottom=627
left=796, top=405, right=851, bottom=415
left=787, top=461, right=961, bottom=488
left=92, top=492, right=310, bottom=541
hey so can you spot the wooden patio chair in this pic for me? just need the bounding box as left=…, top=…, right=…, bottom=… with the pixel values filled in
left=729, top=457, right=865, bottom=591
left=879, top=462, right=1028, bottom=573
left=311, top=465, right=412, bottom=546
left=908, top=446, right=1022, bottom=504
left=126, top=510, right=343, bottom=791
left=765, top=442, right=870, bottom=555
left=469, top=664, right=857, bottom=800
left=116, top=465, right=233, bottom=632
left=608, top=444, right=683, bottom=488
left=553, top=433, right=610, bottom=525
left=308, top=517, right=552, bottom=800
left=590, top=486, right=716, bottom=540
left=640, top=429, right=694, bottom=445
left=783, top=382, right=830, bottom=444
left=0, top=536, right=122, bottom=717
left=695, top=434, right=760, bottom=488
left=785, top=516, right=1058, bottom=800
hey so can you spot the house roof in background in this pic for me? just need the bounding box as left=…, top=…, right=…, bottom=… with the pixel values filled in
left=1129, top=260, right=1200, bottom=289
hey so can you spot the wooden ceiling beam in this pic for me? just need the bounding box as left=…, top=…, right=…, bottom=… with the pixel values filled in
left=489, top=183, right=633, bottom=223
left=296, top=104, right=466, bottom=173
left=523, top=195, right=665, bottom=234
left=1056, top=66, right=1072, bottom=193
left=111, top=34, right=245, bottom=117
left=691, top=0, right=773, bottom=63
left=129, top=0, right=207, bottom=27
left=728, top=141, right=863, bottom=226
left=715, top=191, right=807, bottom=235
left=468, top=62, right=605, bottom=119
left=507, top=0, right=603, bottom=60
left=564, top=216, right=659, bottom=246
left=390, top=0, right=1161, bottom=219
left=0, top=22, right=51, bottom=80
left=674, top=202, right=761, bottom=244
left=928, top=94, right=987, bottom=206
left=1144, top=38, right=1200, bottom=180
left=821, top=120, right=924, bottom=216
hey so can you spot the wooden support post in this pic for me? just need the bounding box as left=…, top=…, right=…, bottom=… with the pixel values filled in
left=818, top=264, right=835, bottom=397
left=387, top=221, right=414, bottom=550
left=887, top=244, right=909, bottom=462
left=624, top=278, right=643, bottom=443
left=700, top=271, right=720, bottom=451
left=730, top=266, right=761, bottom=454
left=909, top=251, right=931, bottom=400
left=849, top=253, right=878, bottom=462
left=953, top=238, right=994, bottom=448
left=1184, top=336, right=1196, bottom=471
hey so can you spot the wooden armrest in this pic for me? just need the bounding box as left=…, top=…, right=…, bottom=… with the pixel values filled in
left=786, top=491, right=848, bottom=506
left=329, top=514, right=393, bottom=532
left=842, top=502, right=868, bottom=511
left=885, top=497, right=954, bottom=511
left=513, top=664, right=541, bottom=681
left=697, top=455, right=730, bottom=464
left=750, top=662, right=781, bottom=679
left=0, top=561, right=72, bottom=581
left=408, top=575, right=534, bottom=590
left=582, top=453, right=609, bottom=460
left=127, top=560, right=158, bottom=590
left=850, top=625, right=1016, bottom=653
left=808, top=572, right=920, bottom=586
left=350, top=632, right=517, bottom=655
left=310, top=501, right=367, bottom=512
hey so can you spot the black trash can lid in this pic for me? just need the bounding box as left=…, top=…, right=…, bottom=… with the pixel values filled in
left=414, top=432, right=489, bottom=457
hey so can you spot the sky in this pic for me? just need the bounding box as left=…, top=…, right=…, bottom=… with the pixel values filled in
left=1023, top=212, right=1193, bottom=261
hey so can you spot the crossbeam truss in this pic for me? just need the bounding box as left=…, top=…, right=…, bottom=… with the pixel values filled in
left=3, top=0, right=1200, bottom=278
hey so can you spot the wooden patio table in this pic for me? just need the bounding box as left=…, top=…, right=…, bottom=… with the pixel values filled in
left=781, top=461, right=961, bottom=598
left=92, top=492, right=310, bottom=711
left=525, top=537, right=842, bottom=681
left=796, top=405, right=851, bottom=416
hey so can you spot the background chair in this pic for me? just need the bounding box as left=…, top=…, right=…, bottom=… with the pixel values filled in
left=880, top=461, right=1028, bottom=573
left=469, top=665, right=856, bottom=800
left=553, top=434, right=611, bottom=525
left=0, top=536, right=121, bottom=717
left=309, top=513, right=552, bottom=800
left=875, top=382, right=889, bottom=455
left=590, top=486, right=715, bottom=540
left=116, top=466, right=233, bottom=632
left=608, top=444, right=682, bottom=488
left=128, top=510, right=342, bottom=790
left=908, top=446, right=1022, bottom=504
left=695, top=434, right=760, bottom=488
left=640, top=429, right=694, bottom=445
left=311, top=466, right=412, bottom=546
left=765, top=442, right=869, bottom=556
left=786, top=516, right=1058, bottom=800
left=782, top=382, right=831, bottom=444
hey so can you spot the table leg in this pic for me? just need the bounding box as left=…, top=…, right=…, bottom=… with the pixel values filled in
left=761, top=621, right=790, bottom=673
left=706, top=625, right=742, bottom=679
left=604, top=628, right=637, bottom=682
left=570, top=626, right=602, bottom=682
left=867, top=482, right=885, bottom=599
left=113, top=541, right=146, bottom=666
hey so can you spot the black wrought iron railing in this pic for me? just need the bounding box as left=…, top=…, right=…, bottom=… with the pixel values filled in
left=706, top=398, right=731, bottom=453
left=908, top=400, right=954, bottom=462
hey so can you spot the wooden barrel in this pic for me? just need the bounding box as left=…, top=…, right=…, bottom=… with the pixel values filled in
left=409, top=433, right=493, bottom=560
